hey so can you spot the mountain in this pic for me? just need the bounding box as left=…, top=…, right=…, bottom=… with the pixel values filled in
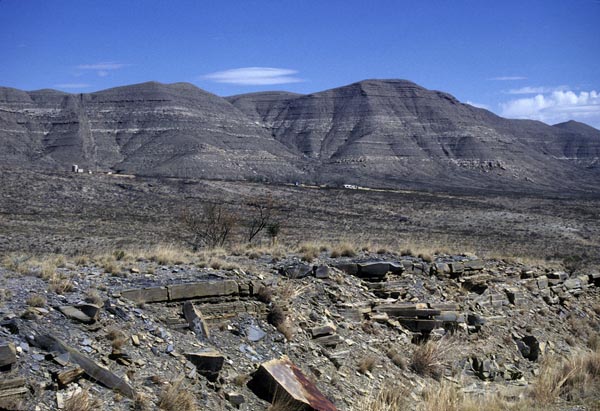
left=1, top=80, right=599, bottom=192
left=0, top=82, right=301, bottom=181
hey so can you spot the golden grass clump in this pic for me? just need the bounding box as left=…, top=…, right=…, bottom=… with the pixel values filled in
left=299, top=243, right=320, bottom=262
left=531, top=348, right=600, bottom=405
left=351, top=384, right=409, bottom=411
left=410, top=339, right=452, bottom=379
left=158, top=380, right=197, bottom=411
left=48, top=273, right=74, bottom=294
left=26, top=293, right=47, bottom=307
left=330, top=242, right=357, bottom=258
left=63, top=389, right=102, bottom=411
left=358, top=355, right=378, bottom=374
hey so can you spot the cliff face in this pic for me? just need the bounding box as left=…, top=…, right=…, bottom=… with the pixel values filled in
left=1, top=80, right=599, bottom=192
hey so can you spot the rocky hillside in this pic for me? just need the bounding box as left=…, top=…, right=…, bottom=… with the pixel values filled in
left=1, top=80, right=600, bottom=192
left=0, top=247, right=598, bottom=410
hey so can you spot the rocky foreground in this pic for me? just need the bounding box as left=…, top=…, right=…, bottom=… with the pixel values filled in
left=0, top=245, right=598, bottom=410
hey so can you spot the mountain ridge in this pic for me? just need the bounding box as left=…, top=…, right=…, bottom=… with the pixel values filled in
left=1, top=79, right=599, bottom=193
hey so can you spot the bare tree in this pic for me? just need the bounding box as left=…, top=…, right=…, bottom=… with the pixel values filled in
left=180, top=203, right=238, bottom=249
left=245, top=195, right=275, bottom=243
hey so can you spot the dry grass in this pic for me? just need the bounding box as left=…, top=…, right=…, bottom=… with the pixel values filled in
left=387, top=349, right=407, bottom=370
left=531, top=348, right=600, bottom=405
left=330, top=241, right=357, bottom=258
left=106, top=328, right=128, bottom=349
left=48, top=273, right=74, bottom=294
left=352, top=384, right=409, bottom=411
left=84, top=289, right=104, bottom=306
left=26, top=293, right=46, bottom=307
left=299, top=243, right=320, bottom=262
left=63, top=389, right=102, bottom=411
left=411, top=338, right=454, bottom=379
left=268, top=386, right=303, bottom=411
left=419, top=381, right=537, bottom=411
left=144, top=244, right=188, bottom=265
left=358, top=355, right=378, bottom=374
left=158, top=380, right=197, bottom=411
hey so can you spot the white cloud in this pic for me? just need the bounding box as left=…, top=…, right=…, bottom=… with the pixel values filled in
left=506, top=85, right=569, bottom=95
left=465, top=101, right=490, bottom=110
left=76, top=62, right=129, bottom=70
left=489, top=76, right=528, bottom=81
left=203, top=67, right=303, bottom=85
left=53, top=83, right=91, bottom=89
left=76, top=62, right=129, bottom=77
left=500, top=90, right=600, bottom=127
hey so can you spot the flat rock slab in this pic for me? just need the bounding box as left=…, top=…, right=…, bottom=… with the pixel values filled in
left=121, top=280, right=240, bottom=304
left=247, top=356, right=337, bottom=411
left=374, top=305, right=441, bottom=318
left=120, top=287, right=168, bottom=304
left=168, top=280, right=239, bottom=301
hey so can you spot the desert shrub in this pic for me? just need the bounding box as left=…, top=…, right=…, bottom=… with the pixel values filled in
left=256, top=286, right=273, bottom=304
left=358, top=355, right=378, bottom=374
left=48, top=274, right=74, bottom=294
left=411, top=339, right=445, bottom=379
left=64, top=389, right=101, bottom=411
left=267, top=305, right=286, bottom=328
left=26, top=293, right=46, bottom=307
left=244, top=195, right=276, bottom=243
left=113, top=249, right=126, bottom=261
left=387, top=349, right=407, bottom=370
left=158, top=380, right=197, bottom=411
left=180, top=203, right=238, bottom=249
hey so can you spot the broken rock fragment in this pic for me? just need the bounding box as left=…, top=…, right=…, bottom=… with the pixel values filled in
left=247, top=356, right=337, bottom=411
left=58, top=304, right=101, bottom=324
left=185, top=350, right=224, bottom=382
left=0, top=342, right=17, bottom=370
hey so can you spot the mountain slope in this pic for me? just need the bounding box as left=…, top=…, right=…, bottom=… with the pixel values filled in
left=1, top=80, right=599, bottom=192
left=0, top=82, right=302, bottom=181
left=229, top=79, right=600, bottom=191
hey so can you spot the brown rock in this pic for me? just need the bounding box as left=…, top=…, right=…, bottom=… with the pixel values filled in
left=247, top=356, right=337, bottom=411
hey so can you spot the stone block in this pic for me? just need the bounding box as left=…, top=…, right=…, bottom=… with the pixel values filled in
left=536, top=276, right=548, bottom=290
left=167, top=280, right=238, bottom=301
left=357, top=262, right=390, bottom=279
left=121, top=287, right=168, bottom=304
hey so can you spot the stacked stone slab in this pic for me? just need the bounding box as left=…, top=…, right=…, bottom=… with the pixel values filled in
left=373, top=302, right=464, bottom=333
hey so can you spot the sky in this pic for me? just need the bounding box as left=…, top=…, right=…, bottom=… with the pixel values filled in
left=1, top=0, right=599, bottom=128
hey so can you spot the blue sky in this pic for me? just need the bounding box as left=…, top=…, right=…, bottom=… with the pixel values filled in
left=2, top=0, right=599, bottom=127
